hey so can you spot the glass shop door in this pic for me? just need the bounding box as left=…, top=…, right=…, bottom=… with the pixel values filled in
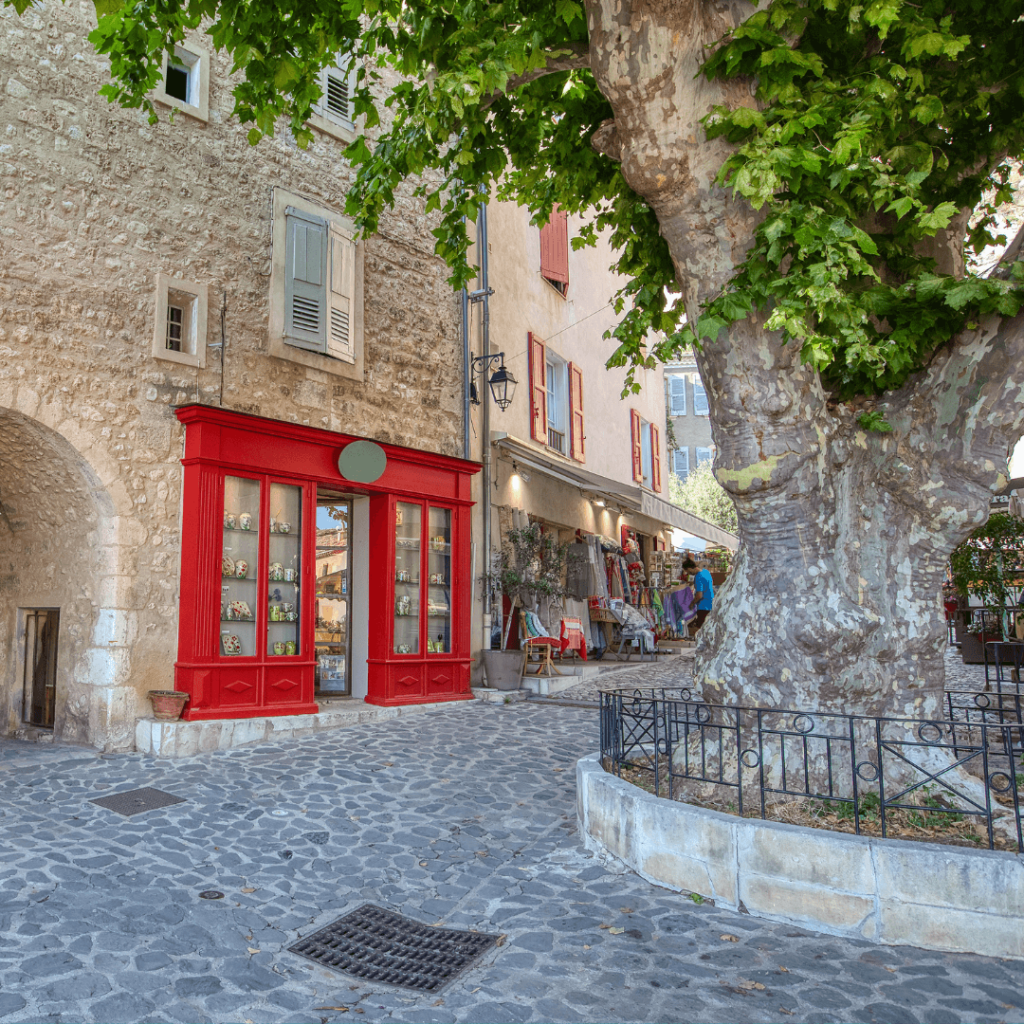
left=314, top=491, right=352, bottom=697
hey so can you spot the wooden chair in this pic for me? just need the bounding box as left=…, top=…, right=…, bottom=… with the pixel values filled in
left=519, top=611, right=561, bottom=676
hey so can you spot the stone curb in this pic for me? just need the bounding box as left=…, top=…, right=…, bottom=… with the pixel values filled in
left=576, top=752, right=1024, bottom=960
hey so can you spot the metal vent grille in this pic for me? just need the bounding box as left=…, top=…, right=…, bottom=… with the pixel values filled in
left=292, top=295, right=320, bottom=333
left=90, top=787, right=185, bottom=817
left=326, top=73, right=350, bottom=120
left=288, top=904, right=499, bottom=992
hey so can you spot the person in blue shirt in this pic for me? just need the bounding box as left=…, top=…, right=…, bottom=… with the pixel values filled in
left=692, top=561, right=714, bottom=629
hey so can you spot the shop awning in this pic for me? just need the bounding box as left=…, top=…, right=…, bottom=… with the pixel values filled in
left=640, top=491, right=739, bottom=550
left=491, top=433, right=738, bottom=549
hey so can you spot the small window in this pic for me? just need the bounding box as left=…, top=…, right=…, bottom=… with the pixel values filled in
left=546, top=355, right=569, bottom=454
left=152, top=274, right=208, bottom=368
left=155, top=44, right=210, bottom=122
left=668, top=374, right=687, bottom=416
left=673, top=448, right=690, bottom=480
left=696, top=446, right=714, bottom=466
left=310, top=58, right=358, bottom=140
left=693, top=378, right=710, bottom=416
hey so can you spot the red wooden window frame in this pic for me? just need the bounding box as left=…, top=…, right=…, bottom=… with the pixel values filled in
left=528, top=332, right=548, bottom=443
left=539, top=206, right=569, bottom=293
left=568, top=361, right=585, bottom=463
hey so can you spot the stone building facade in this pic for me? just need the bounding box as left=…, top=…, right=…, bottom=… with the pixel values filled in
left=0, top=4, right=463, bottom=749
left=665, top=354, right=714, bottom=482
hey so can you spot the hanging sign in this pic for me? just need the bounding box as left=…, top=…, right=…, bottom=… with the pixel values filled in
left=337, top=440, right=387, bottom=483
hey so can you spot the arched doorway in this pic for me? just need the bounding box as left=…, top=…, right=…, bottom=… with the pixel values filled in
left=0, top=407, right=133, bottom=749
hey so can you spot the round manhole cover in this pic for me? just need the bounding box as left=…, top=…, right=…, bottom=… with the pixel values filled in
left=199, top=890, right=225, bottom=900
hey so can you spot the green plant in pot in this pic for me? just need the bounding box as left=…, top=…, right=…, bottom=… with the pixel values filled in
left=480, top=524, right=575, bottom=689
left=949, top=511, right=1024, bottom=641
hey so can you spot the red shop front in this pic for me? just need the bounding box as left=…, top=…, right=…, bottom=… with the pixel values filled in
left=174, top=405, right=480, bottom=718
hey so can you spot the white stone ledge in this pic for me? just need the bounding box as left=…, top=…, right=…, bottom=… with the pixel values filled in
left=135, top=699, right=460, bottom=758
left=577, top=753, right=1024, bottom=960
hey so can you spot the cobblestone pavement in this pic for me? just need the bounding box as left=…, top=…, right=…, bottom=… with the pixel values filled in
left=551, top=644, right=989, bottom=703
left=1, top=701, right=1021, bottom=1024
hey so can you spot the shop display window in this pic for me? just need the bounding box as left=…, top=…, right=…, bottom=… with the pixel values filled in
left=221, top=476, right=261, bottom=657
left=394, top=501, right=422, bottom=654
left=427, top=507, right=451, bottom=654
left=315, top=494, right=350, bottom=694
left=267, top=482, right=302, bottom=657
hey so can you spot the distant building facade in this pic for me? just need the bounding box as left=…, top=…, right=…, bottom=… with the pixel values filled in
left=665, top=353, right=714, bottom=481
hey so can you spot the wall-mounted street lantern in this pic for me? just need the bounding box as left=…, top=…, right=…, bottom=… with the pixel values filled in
left=471, top=352, right=517, bottom=411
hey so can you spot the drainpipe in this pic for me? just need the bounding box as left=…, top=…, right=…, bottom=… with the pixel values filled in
left=462, top=286, right=470, bottom=461
left=477, top=203, right=493, bottom=653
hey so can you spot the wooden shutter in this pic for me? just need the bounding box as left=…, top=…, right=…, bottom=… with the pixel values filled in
left=568, top=362, right=585, bottom=462
left=327, top=223, right=356, bottom=361
left=630, top=409, right=643, bottom=483
left=693, top=377, right=709, bottom=416
left=320, top=58, right=355, bottom=128
left=528, top=333, right=547, bottom=442
left=673, top=447, right=690, bottom=479
left=284, top=207, right=327, bottom=352
left=670, top=374, right=686, bottom=415
left=651, top=425, right=662, bottom=492
left=539, top=206, right=569, bottom=287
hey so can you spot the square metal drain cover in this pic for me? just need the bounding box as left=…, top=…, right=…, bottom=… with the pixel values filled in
left=288, top=904, right=500, bottom=992
left=89, top=787, right=185, bottom=817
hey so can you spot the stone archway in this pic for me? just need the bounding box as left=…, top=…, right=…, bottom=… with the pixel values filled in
left=0, top=407, right=136, bottom=750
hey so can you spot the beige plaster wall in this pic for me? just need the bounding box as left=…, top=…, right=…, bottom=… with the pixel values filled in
left=0, top=4, right=463, bottom=747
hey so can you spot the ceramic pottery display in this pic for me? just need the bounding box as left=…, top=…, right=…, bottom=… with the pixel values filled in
left=239, top=512, right=252, bottom=530
left=221, top=633, right=242, bottom=655
left=224, top=513, right=236, bottom=530
left=234, top=560, right=248, bottom=578
left=222, top=555, right=235, bottom=577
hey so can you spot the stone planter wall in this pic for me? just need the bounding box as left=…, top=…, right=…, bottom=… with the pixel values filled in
left=577, top=753, right=1024, bottom=960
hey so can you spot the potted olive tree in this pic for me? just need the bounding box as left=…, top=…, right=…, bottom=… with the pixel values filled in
left=481, top=524, right=571, bottom=690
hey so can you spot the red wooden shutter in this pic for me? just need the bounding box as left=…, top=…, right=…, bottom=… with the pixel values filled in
left=630, top=409, right=643, bottom=483
left=568, top=362, right=585, bottom=462
left=539, top=207, right=569, bottom=287
left=650, top=424, right=662, bottom=492
left=528, top=332, right=547, bottom=442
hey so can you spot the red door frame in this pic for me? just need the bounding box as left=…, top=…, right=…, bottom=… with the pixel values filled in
left=174, top=405, right=480, bottom=717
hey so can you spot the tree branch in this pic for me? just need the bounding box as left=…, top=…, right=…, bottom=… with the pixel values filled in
left=479, top=44, right=591, bottom=111
left=987, top=219, right=1024, bottom=280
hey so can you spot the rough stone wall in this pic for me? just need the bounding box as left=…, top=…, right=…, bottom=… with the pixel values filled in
left=0, top=3, right=463, bottom=748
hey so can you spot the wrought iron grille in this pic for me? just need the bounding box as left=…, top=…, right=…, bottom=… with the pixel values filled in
left=599, top=687, right=1024, bottom=853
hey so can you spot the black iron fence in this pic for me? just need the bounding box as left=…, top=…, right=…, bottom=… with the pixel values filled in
left=599, top=687, right=1024, bottom=853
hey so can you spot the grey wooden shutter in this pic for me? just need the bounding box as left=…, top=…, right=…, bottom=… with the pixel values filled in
left=673, top=447, right=689, bottom=479
left=693, top=378, right=709, bottom=416
left=320, top=59, right=355, bottom=129
left=284, top=207, right=327, bottom=352
left=669, top=374, right=686, bottom=415
left=327, top=223, right=356, bottom=361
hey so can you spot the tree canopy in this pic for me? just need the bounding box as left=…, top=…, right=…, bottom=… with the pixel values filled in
left=10, top=0, right=1022, bottom=402
left=669, top=463, right=740, bottom=536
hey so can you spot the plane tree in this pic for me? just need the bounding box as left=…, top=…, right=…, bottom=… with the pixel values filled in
left=21, top=0, right=1024, bottom=716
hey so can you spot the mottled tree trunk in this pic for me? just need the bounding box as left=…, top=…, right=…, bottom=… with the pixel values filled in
left=585, top=0, right=1024, bottom=716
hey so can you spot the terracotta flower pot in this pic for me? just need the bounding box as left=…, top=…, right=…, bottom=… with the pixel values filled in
left=147, top=690, right=189, bottom=721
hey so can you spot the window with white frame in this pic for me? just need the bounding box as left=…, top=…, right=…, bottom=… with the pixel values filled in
left=696, top=446, right=713, bottom=466
left=269, top=189, right=364, bottom=379
left=155, top=43, right=210, bottom=122
left=152, top=274, right=208, bottom=368
left=673, top=447, right=690, bottom=480
left=545, top=353, right=569, bottom=455
left=693, top=378, right=710, bottom=416
left=310, top=58, right=357, bottom=140
left=668, top=374, right=687, bottom=416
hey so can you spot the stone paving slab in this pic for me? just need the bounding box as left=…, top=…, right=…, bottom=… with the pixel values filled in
left=0, top=701, right=1019, bottom=1024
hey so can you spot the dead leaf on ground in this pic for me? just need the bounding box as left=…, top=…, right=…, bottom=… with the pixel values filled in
left=241, top=887, right=256, bottom=893
left=737, top=980, right=766, bottom=991
left=599, top=923, right=611, bottom=930
left=779, top=966, right=789, bottom=973
left=583, top=945, right=591, bottom=950
left=779, top=1008, right=794, bottom=1016
left=247, top=947, right=261, bottom=955
left=495, top=935, right=506, bottom=947
left=608, top=927, right=625, bottom=935
left=353, top=1010, right=365, bottom=1015
left=419, top=861, right=428, bottom=866
left=619, top=907, right=634, bottom=914
left=553, top=768, right=564, bottom=772
left=471, top=987, right=481, bottom=994
left=720, top=934, right=739, bottom=942
left=431, top=999, right=444, bottom=1007
left=382, top=762, right=394, bottom=767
